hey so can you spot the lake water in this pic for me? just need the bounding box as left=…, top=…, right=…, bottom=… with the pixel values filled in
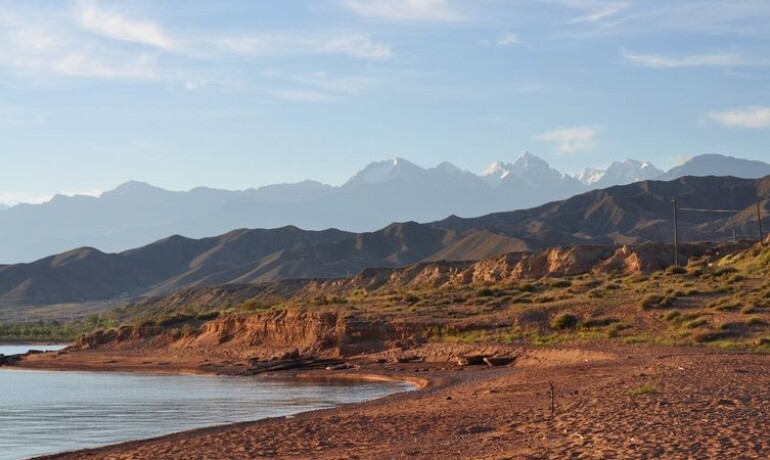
left=0, top=344, right=68, bottom=356
left=0, top=346, right=413, bottom=460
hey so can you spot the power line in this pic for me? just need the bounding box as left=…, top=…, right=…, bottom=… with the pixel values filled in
left=679, top=208, right=743, bottom=213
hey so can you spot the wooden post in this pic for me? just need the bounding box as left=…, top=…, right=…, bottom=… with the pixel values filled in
left=548, top=380, right=555, bottom=417
left=672, top=199, right=679, bottom=267
left=759, top=201, right=765, bottom=246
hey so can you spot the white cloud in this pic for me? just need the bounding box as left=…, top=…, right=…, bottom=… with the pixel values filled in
left=568, top=1, right=630, bottom=23
left=77, top=2, right=175, bottom=50
left=271, top=89, right=335, bottom=103
left=539, top=0, right=630, bottom=24
left=497, top=33, right=520, bottom=46
left=52, top=52, right=158, bottom=79
left=271, top=72, right=374, bottom=94
left=705, top=106, right=770, bottom=129
left=535, top=125, right=599, bottom=153
left=622, top=49, right=747, bottom=68
left=319, top=35, right=393, bottom=60
left=342, top=0, right=463, bottom=22
left=211, top=34, right=392, bottom=61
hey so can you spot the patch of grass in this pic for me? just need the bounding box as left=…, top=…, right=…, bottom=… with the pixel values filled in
left=640, top=294, right=675, bottom=310
left=745, top=317, right=763, bottom=327
left=692, top=330, right=735, bottom=343
left=740, top=305, right=758, bottom=314
left=581, top=317, right=618, bottom=329
left=627, top=383, right=658, bottom=397
left=548, top=279, right=572, bottom=288
left=684, top=319, right=708, bottom=329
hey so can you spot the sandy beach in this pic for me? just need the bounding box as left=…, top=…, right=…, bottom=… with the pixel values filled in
left=14, top=343, right=768, bottom=460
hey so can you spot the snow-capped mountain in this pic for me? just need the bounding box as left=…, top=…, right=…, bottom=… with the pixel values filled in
left=481, top=152, right=580, bottom=190
left=574, top=167, right=605, bottom=185
left=577, top=159, right=664, bottom=188
left=480, top=160, right=511, bottom=187
left=344, top=158, right=425, bottom=187
left=0, top=153, right=767, bottom=263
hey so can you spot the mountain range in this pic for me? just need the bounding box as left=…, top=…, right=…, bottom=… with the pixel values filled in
left=1, top=153, right=769, bottom=263
left=1, top=174, right=768, bottom=308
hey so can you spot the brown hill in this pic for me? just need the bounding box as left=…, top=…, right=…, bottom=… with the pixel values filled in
left=0, top=175, right=767, bottom=308
left=108, top=240, right=753, bottom=325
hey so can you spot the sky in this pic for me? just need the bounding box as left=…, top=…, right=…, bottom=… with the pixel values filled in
left=1, top=0, right=770, bottom=205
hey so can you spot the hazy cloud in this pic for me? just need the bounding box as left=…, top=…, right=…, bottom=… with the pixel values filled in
left=536, top=125, right=600, bottom=153
left=271, top=89, right=336, bottom=103
left=538, top=0, right=631, bottom=24
left=207, top=33, right=392, bottom=61
left=78, top=2, right=175, bottom=50
left=497, top=33, right=520, bottom=46
left=622, top=49, right=747, bottom=68
left=705, top=106, right=770, bottom=129
left=342, top=0, right=463, bottom=22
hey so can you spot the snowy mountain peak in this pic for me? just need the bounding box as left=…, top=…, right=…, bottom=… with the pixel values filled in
left=480, top=160, right=512, bottom=187
left=574, top=167, right=605, bottom=185
left=344, top=157, right=424, bottom=187
left=513, top=151, right=546, bottom=168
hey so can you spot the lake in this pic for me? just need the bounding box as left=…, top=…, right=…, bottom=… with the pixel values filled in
left=0, top=344, right=68, bottom=356
left=0, top=346, right=413, bottom=459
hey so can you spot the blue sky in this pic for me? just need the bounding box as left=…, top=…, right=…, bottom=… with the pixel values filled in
left=1, top=0, right=769, bottom=204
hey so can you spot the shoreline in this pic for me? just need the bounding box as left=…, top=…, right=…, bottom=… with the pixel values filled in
left=16, top=351, right=437, bottom=460
left=15, top=345, right=770, bottom=459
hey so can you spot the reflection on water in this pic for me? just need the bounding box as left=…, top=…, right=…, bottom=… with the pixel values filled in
left=0, top=344, right=67, bottom=356
left=0, top=350, right=412, bottom=459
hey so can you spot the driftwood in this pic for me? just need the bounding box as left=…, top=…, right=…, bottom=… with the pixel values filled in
left=455, top=355, right=490, bottom=366
left=393, top=355, right=424, bottom=364
left=483, top=357, right=517, bottom=367
left=240, top=357, right=347, bottom=375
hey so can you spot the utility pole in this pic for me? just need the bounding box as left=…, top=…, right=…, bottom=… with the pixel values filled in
left=759, top=201, right=765, bottom=246
left=672, top=199, right=679, bottom=268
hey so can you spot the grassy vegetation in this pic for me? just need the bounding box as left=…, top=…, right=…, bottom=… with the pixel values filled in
left=0, top=321, right=96, bottom=342
left=627, top=383, right=658, bottom=397
left=13, top=242, right=770, bottom=352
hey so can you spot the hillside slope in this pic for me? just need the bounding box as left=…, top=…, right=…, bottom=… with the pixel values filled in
left=0, top=175, right=768, bottom=308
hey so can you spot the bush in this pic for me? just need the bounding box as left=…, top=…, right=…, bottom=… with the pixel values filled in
left=740, top=305, right=757, bottom=315
left=627, top=383, right=658, bottom=397
left=666, top=266, right=687, bottom=275
left=548, top=279, right=572, bottom=288
left=156, top=314, right=193, bottom=327
left=551, top=313, right=579, bottom=330
left=196, top=311, right=220, bottom=321
left=640, top=294, right=675, bottom=310
left=581, top=317, right=617, bottom=329
left=475, top=287, right=495, bottom=298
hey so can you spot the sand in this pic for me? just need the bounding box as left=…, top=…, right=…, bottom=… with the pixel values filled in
left=14, top=344, right=769, bottom=460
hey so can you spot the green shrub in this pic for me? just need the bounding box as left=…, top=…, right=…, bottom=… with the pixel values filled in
left=548, top=279, right=572, bottom=288
left=196, top=311, right=220, bottom=321
left=551, top=313, right=579, bottom=330
left=627, top=383, right=658, bottom=397
left=640, top=294, right=675, bottom=310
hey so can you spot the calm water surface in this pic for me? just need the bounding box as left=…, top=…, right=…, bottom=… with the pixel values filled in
left=0, top=346, right=413, bottom=460
left=0, top=344, right=67, bottom=355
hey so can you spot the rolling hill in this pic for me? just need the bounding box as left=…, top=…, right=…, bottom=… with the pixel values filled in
left=0, top=175, right=768, bottom=308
